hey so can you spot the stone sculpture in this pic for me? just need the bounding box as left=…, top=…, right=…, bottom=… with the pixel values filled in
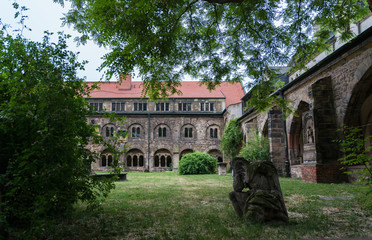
left=229, top=157, right=289, bottom=224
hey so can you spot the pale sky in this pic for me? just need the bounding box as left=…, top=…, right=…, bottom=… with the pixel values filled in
left=0, top=0, right=123, bottom=81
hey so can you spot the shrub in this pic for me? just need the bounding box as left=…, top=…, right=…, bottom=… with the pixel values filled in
left=220, top=119, right=243, bottom=160
left=179, top=152, right=217, bottom=175
left=334, top=126, right=372, bottom=195
left=239, top=132, right=270, bottom=161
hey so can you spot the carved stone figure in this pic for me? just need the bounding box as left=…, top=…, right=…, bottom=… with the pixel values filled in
left=229, top=157, right=289, bottom=224
left=306, top=125, right=314, bottom=143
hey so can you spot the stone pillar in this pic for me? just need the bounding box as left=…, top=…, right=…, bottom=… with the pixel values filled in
left=301, top=77, right=346, bottom=183
left=217, top=162, right=227, bottom=175
left=173, top=144, right=180, bottom=172
left=268, top=109, right=286, bottom=176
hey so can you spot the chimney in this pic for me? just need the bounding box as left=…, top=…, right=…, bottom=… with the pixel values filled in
left=118, top=74, right=132, bottom=90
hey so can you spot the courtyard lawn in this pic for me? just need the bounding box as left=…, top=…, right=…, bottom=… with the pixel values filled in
left=42, top=172, right=371, bottom=239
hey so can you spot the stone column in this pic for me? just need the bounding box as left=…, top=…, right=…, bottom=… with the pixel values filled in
left=268, top=109, right=286, bottom=176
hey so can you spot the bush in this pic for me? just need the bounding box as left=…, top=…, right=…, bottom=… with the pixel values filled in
left=239, top=132, right=270, bottom=161
left=179, top=152, right=217, bottom=175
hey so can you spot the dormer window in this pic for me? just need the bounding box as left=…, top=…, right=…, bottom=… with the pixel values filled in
left=90, top=102, right=103, bottom=112
left=178, top=102, right=191, bottom=112
left=134, top=102, right=147, bottom=112
left=156, top=102, right=170, bottom=112
left=201, top=102, right=214, bottom=112
left=112, top=102, right=125, bottom=112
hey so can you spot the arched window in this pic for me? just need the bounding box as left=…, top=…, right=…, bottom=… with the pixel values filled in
left=155, top=156, right=159, bottom=167
left=159, top=127, right=167, bottom=137
left=210, top=128, right=213, bottom=138
left=214, top=129, right=218, bottom=138
left=139, top=156, right=144, bottom=167
left=126, top=149, right=145, bottom=168
left=102, top=155, right=107, bottom=167
left=133, top=155, right=138, bottom=167
left=108, top=155, right=113, bottom=166
left=185, top=127, right=193, bottom=138
left=110, top=127, right=114, bottom=136
left=131, top=126, right=141, bottom=138
left=127, top=155, right=132, bottom=167
left=209, top=127, right=218, bottom=138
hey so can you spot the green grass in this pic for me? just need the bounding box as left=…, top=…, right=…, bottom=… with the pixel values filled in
left=41, top=172, right=371, bottom=239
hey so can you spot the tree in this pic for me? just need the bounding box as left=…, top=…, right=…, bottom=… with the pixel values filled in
left=220, top=119, right=243, bottom=160
left=0, top=31, right=118, bottom=236
left=57, top=0, right=370, bottom=110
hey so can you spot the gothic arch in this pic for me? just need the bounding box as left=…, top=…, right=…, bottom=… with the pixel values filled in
left=288, top=101, right=310, bottom=165
left=101, top=123, right=116, bottom=137
left=344, top=65, right=372, bottom=150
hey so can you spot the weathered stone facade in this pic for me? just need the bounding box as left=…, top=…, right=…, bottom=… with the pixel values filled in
left=86, top=81, right=245, bottom=172
left=240, top=24, right=372, bottom=183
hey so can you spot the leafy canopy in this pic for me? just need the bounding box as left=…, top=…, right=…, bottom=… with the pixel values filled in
left=57, top=0, right=369, bottom=110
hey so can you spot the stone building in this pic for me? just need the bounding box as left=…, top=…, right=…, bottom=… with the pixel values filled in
left=86, top=76, right=244, bottom=172
left=239, top=17, right=372, bottom=183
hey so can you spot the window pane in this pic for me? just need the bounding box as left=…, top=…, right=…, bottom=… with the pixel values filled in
left=163, top=128, right=166, bottom=137
left=159, top=127, right=162, bottom=137
left=189, top=128, right=193, bottom=138
left=121, top=102, right=125, bottom=112
left=127, top=156, right=132, bottom=167
left=156, top=103, right=160, bottom=111
left=112, top=102, right=116, bottom=111
left=106, top=127, right=109, bottom=137
left=166, top=103, right=169, bottom=111
left=206, top=103, right=209, bottom=111
left=111, top=127, right=114, bottom=136
left=99, top=103, right=103, bottom=111
left=161, top=103, right=164, bottom=111
left=185, top=128, right=188, bottom=137
left=143, top=103, right=147, bottom=111
left=187, top=103, right=191, bottom=111
left=102, top=155, right=107, bottom=167
left=214, top=129, right=218, bottom=138
left=201, top=103, right=204, bottom=111
left=210, top=128, right=213, bottom=138
left=134, top=103, right=137, bottom=111
left=139, top=103, right=142, bottom=111
left=183, top=103, right=186, bottom=111
left=132, top=127, right=136, bottom=137
left=210, top=103, right=214, bottom=111
left=133, top=155, right=138, bottom=167
left=178, top=103, right=182, bottom=111
left=137, top=127, right=140, bottom=137
left=94, top=103, right=98, bottom=111
left=117, top=103, right=120, bottom=111
left=108, top=155, right=113, bottom=166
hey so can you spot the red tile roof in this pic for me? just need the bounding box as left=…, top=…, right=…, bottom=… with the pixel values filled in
left=86, top=81, right=245, bottom=108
